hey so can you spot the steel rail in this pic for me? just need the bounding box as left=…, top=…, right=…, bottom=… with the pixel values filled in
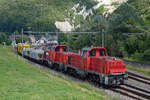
left=110, top=88, right=140, bottom=100
left=124, top=84, right=150, bottom=94
left=127, top=71, right=150, bottom=85
left=120, top=86, right=150, bottom=99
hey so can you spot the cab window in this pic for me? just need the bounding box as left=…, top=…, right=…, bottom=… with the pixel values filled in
left=83, top=51, right=87, bottom=57
left=81, top=50, right=87, bottom=57
left=55, top=47, right=60, bottom=52
left=90, top=50, right=96, bottom=56
left=100, top=49, right=106, bottom=56
left=63, top=47, right=67, bottom=52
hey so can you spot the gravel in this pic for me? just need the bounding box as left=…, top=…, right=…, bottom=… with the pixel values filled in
left=104, top=89, right=136, bottom=100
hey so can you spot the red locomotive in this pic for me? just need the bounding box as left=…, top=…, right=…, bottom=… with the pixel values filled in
left=43, top=45, right=128, bottom=86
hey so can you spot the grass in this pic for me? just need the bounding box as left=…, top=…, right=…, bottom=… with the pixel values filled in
left=127, top=65, right=150, bottom=76
left=124, top=57, right=150, bottom=64
left=0, top=45, right=118, bottom=100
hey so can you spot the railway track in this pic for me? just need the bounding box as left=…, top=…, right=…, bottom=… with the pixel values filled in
left=110, top=88, right=141, bottom=100
left=127, top=71, right=150, bottom=85
left=125, top=84, right=150, bottom=94
left=111, top=70, right=150, bottom=100
left=111, top=84, right=150, bottom=100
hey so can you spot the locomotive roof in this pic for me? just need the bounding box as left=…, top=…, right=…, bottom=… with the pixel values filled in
left=82, top=47, right=106, bottom=51
left=55, top=45, right=67, bottom=47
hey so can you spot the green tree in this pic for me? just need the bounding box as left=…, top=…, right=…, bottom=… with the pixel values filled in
left=0, top=33, right=11, bottom=45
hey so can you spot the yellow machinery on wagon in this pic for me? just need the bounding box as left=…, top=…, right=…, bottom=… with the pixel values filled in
left=17, top=43, right=30, bottom=53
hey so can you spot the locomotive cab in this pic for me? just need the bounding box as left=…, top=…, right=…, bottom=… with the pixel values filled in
left=43, top=45, right=69, bottom=67
left=54, top=45, right=68, bottom=52
left=81, top=47, right=108, bottom=57
left=44, top=45, right=68, bottom=60
left=89, top=47, right=108, bottom=57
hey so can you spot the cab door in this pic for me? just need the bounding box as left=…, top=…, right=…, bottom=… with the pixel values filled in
left=81, top=50, right=88, bottom=70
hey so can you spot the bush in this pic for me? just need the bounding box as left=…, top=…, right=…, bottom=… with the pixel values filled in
left=131, top=51, right=143, bottom=60
left=0, top=33, right=11, bottom=45
left=143, top=49, right=150, bottom=61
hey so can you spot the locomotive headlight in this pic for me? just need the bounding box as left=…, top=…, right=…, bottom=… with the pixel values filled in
left=46, top=52, right=49, bottom=56
left=112, top=57, right=116, bottom=60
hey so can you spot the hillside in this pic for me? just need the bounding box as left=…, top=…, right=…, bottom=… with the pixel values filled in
left=0, top=0, right=129, bottom=32
left=0, top=0, right=149, bottom=33
left=0, top=0, right=97, bottom=32
left=0, top=45, right=117, bottom=100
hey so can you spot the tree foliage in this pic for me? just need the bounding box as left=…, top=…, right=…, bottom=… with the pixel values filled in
left=0, top=33, right=11, bottom=45
left=0, top=0, right=96, bottom=33
left=72, top=0, right=150, bottom=62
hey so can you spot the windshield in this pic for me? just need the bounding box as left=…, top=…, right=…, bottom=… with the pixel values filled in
left=55, top=47, right=60, bottom=52
left=100, top=49, right=106, bottom=56
left=63, top=47, right=67, bottom=52
left=55, top=46, right=68, bottom=52
left=89, top=50, right=96, bottom=56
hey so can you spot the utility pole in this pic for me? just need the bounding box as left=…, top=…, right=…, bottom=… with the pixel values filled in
left=56, top=30, right=58, bottom=42
left=21, top=28, right=24, bottom=56
left=102, top=29, right=104, bottom=47
left=12, top=32, right=15, bottom=50
left=14, top=32, right=16, bottom=52
left=14, top=32, right=16, bottom=44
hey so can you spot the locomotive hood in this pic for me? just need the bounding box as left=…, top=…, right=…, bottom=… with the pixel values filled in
left=103, top=56, right=125, bottom=73
left=103, top=56, right=122, bottom=61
